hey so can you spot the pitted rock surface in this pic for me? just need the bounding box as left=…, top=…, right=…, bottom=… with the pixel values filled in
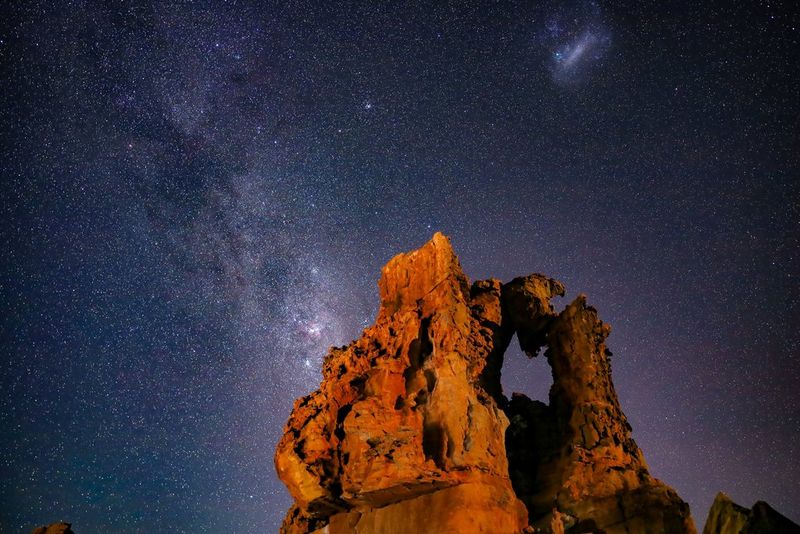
left=275, top=233, right=696, bottom=533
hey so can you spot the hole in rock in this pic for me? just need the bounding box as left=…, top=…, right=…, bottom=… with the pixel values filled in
left=500, top=333, right=552, bottom=403
left=422, top=421, right=447, bottom=469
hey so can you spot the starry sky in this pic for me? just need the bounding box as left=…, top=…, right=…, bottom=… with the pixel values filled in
left=1, top=1, right=798, bottom=532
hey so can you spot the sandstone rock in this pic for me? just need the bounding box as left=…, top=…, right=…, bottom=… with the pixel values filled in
left=504, top=286, right=695, bottom=533
left=275, top=233, right=696, bottom=533
left=703, top=492, right=800, bottom=534
left=275, top=233, right=526, bottom=532
left=31, top=523, right=74, bottom=534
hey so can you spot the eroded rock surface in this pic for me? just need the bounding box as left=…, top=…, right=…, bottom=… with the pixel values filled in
left=275, top=233, right=696, bottom=533
left=504, top=278, right=695, bottom=532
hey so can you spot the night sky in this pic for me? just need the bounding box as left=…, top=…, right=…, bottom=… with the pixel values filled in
left=2, top=1, right=798, bottom=532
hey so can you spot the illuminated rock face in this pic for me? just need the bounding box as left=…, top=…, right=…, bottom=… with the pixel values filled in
left=31, top=523, right=74, bottom=534
left=274, top=233, right=696, bottom=533
left=503, top=277, right=695, bottom=533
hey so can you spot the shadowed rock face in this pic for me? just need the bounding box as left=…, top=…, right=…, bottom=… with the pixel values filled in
left=274, top=233, right=696, bottom=533
left=703, top=493, right=800, bottom=534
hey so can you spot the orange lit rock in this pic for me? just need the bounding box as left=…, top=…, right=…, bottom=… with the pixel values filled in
left=275, top=233, right=696, bottom=533
left=31, top=523, right=74, bottom=534
left=504, top=284, right=696, bottom=533
left=275, top=233, right=526, bottom=532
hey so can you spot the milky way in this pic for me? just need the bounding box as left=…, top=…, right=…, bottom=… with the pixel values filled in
left=2, top=2, right=799, bottom=532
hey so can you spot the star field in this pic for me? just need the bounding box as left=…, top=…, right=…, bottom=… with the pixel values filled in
left=1, top=1, right=798, bottom=532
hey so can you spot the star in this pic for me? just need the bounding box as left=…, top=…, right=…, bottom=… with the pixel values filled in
left=2, top=1, right=797, bottom=531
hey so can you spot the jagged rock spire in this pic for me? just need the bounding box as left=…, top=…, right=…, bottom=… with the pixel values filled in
left=275, top=234, right=696, bottom=533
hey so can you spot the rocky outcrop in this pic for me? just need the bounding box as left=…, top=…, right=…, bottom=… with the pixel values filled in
left=703, top=492, right=800, bottom=534
left=31, top=523, right=74, bottom=534
left=275, top=233, right=526, bottom=533
left=275, top=233, right=696, bottom=533
left=504, top=277, right=695, bottom=532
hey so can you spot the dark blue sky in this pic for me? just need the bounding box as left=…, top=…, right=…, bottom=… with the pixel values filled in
left=2, top=1, right=798, bottom=532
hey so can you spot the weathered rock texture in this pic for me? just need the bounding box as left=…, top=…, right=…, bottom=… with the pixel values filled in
left=31, top=523, right=74, bottom=534
left=275, top=233, right=696, bottom=533
left=703, top=492, right=800, bottom=534
left=503, top=278, right=695, bottom=533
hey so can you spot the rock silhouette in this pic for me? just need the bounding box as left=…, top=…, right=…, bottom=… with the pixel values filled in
left=702, top=492, right=800, bottom=534
left=275, top=233, right=695, bottom=533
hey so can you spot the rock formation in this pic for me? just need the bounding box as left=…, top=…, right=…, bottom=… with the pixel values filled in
left=503, top=278, right=694, bottom=533
left=275, top=233, right=696, bottom=533
left=30, top=523, right=74, bottom=534
left=703, top=493, right=800, bottom=534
